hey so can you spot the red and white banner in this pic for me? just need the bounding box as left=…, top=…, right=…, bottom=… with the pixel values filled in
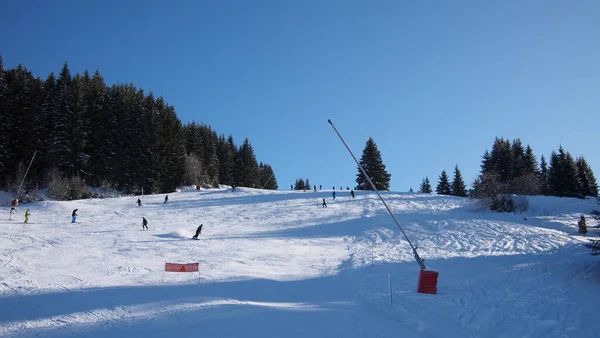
left=165, top=262, right=199, bottom=272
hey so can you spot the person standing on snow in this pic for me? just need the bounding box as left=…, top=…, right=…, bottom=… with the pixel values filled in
left=9, top=207, right=16, bottom=220
left=24, top=209, right=30, bottom=223
left=322, top=198, right=327, bottom=208
left=164, top=195, right=168, bottom=203
left=72, top=209, right=78, bottom=223
left=192, top=224, right=203, bottom=239
left=136, top=198, right=142, bottom=207
left=332, top=191, right=336, bottom=200
left=142, top=217, right=148, bottom=230
left=350, top=190, right=355, bottom=199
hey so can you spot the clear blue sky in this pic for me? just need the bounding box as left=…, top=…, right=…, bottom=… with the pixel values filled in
left=2, top=0, right=599, bottom=191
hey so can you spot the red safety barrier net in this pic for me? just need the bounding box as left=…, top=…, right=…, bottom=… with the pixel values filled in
left=165, top=262, right=199, bottom=272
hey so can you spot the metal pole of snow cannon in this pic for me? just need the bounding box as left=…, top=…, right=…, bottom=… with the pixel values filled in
left=261, top=172, right=274, bottom=189
left=17, top=151, right=37, bottom=199
left=327, top=119, right=426, bottom=271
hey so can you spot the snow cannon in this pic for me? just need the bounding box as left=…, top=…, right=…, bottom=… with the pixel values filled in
left=417, top=270, right=439, bottom=294
left=328, top=118, right=439, bottom=295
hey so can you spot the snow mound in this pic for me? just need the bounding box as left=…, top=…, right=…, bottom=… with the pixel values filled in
left=156, top=229, right=193, bottom=239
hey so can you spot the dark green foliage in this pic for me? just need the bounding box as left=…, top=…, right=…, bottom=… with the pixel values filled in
left=510, top=139, right=526, bottom=179
left=576, top=157, right=598, bottom=197
left=217, top=135, right=236, bottom=186
left=539, top=155, right=549, bottom=195
left=436, top=171, right=451, bottom=195
left=419, top=177, right=432, bottom=193
left=48, top=63, right=75, bottom=176
left=0, top=55, right=7, bottom=175
left=0, top=56, right=272, bottom=197
left=523, top=145, right=539, bottom=176
left=355, top=137, right=391, bottom=190
left=259, top=162, right=278, bottom=189
left=586, top=239, right=600, bottom=256
left=0, top=64, right=46, bottom=192
left=294, top=178, right=306, bottom=190
left=233, top=138, right=260, bottom=188
left=548, top=147, right=580, bottom=197
left=451, top=165, right=467, bottom=197
left=474, top=138, right=595, bottom=203
left=183, top=122, right=221, bottom=188
left=490, top=195, right=516, bottom=213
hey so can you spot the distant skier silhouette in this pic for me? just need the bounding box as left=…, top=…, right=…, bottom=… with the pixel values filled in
left=322, top=198, right=327, bottom=208
left=164, top=195, right=168, bottom=203
left=72, top=209, right=78, bottom=223
left=192, top=224, right=203, bottom=239
left=142, top=217, right=148, bottom=230
left=136, top=198, right=142, bottom=207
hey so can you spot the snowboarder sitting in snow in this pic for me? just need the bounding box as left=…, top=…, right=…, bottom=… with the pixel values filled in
left=136, top=198, right=142, bottom=207
left=72, top=209, right=78, bottom=223
left=164, top=195, right=168, bottom=204
left=192, top=224, right=203, bottom=239
left=9, top=207, right=15, bottom=220
left=322, top=198, right=327, bottom=208
left=142, top=217, right=148, bottom=230
left=24, top=209, right=30, bottom=223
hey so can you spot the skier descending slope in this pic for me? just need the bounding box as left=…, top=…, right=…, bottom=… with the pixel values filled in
left=192, top=224, right=203, bottom=239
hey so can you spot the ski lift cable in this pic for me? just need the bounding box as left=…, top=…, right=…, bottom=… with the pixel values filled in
left=328, top=119, right=426, bottom=270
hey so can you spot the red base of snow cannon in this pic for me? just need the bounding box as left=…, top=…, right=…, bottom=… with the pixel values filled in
left=417, top=270, right=439, bottom=294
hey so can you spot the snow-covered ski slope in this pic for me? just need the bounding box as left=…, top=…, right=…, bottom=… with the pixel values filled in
left=1, top=187, right=599, bottom=338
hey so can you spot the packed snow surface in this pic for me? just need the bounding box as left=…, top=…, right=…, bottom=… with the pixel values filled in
left=0, top=187, right=599, bottom=337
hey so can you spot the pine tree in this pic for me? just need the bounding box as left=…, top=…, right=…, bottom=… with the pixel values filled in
left=294, top=178, right=305, bottom=190
left=539, top=155, right=549, bottom=195
left=259, top=162, right=277, bottom=189
left=217, top=135, right=235, bottom=186
left=0, top=55, right=7, bottom=178
left=0, top=58, right=275, bottom=196
left=355, top=137, right=391, bottom=190
left=419, top=177, right=432, bottom=193
left=523, top=145, right=539, bottom=175
left=510, top=139, right=526, bottom=179
left=234, top=138, right=260, bottom=188
left=68, top=73, right=90, bottom=177
left=548, top=147, right=580, bottom=197
left=576, top=157, right=598, bottom=197
left=451, top=165, right=467, bottom=197
left=48, top=62, right=74, bottom=176
left=436, top=170, right=452, bottom=195
left=485, top=138, right=513, bottom=182
left=83, top=70, right=111, bottom=186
